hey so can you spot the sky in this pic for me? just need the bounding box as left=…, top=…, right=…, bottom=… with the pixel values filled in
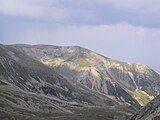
left=0, top=0, right=160, bottom=70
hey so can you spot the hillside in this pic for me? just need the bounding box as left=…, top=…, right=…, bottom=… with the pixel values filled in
left=0, top=44, right=160, bottom=119
left=129, top=94, right=160, bottom=120
left=11, top=44, right=160, bottom=106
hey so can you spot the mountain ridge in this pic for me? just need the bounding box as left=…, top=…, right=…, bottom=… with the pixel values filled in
left=7, top=44, right=160, bottom=106
left=9, top=44, right=157, bottom=69
left=0, top=44, right=160, bottom=120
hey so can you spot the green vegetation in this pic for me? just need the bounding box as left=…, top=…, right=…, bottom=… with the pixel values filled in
left=0, top=85, right=135, bottom=120
left=73, top=58, right=91, bottom=67
left=133, top=89, right=153, bottom=106
left=0, top=107, right=132, bottom=120
left=72, top=107, right=120, bottom=120
left=0, top=93, right=18, bottom=104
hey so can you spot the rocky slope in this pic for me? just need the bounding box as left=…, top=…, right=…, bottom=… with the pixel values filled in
left=129, top=95, right=160, bottom=120
left=0, top=44, right=114, bottom=106
left=0, top=44, right=138, bottom=120
left=10, top=44, right=160, bottom=107
left=1, top=44, right=160, bottom=119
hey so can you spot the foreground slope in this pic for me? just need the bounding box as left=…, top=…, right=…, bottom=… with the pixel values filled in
left=11, top=44, right=160, bottom=107
left=0, top=86, right=137, bottom=120
left=129, top=95, right=160, bottom=120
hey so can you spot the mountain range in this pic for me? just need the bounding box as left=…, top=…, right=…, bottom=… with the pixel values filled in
left=0, top=44, right=160, bottom=120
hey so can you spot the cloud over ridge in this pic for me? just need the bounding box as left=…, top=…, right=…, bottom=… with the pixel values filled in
left=0, top=0, right=160, bottom=70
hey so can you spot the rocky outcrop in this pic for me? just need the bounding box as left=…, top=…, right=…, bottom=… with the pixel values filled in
left=129, top=95, right=160, bottom=120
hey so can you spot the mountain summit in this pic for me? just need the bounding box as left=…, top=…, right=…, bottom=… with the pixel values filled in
left=11, top=44, right=160, bottom=106
left=0, top=44, right=160, bottom=120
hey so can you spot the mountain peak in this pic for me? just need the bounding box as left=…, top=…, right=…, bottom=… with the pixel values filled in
left=1, top=44, right=160, bottom=119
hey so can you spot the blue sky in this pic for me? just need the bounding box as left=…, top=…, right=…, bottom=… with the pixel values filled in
left=0, top=0, right=160, bottom=70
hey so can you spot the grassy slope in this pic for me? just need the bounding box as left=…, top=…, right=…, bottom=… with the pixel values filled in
left=0, top=85, right=136, bottom=120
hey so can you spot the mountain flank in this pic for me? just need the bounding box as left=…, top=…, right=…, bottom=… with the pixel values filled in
left=0, top=44, right=160, bottom=120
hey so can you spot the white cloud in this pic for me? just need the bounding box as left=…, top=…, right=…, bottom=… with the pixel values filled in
left=0, top=0, right=160, bottom=27
left=106, top=0, right=160, bottom=12
left=5, top=23, right=160, bottom=45
left=1, top=0, right=160, bottom=69
left=3, top=23, right=160, bottom=70
left=0, top=0, right=43, bottom=17
left=0, top=0, right=70, bottom=21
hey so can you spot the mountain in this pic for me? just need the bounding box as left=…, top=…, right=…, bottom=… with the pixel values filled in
left=129, top=95, right=160, bottom=120
left=0, top=44, right=136, bottom=120
left=11, top=44, right=160, bottom=106
left=0, top=44, right=160, bottom=119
